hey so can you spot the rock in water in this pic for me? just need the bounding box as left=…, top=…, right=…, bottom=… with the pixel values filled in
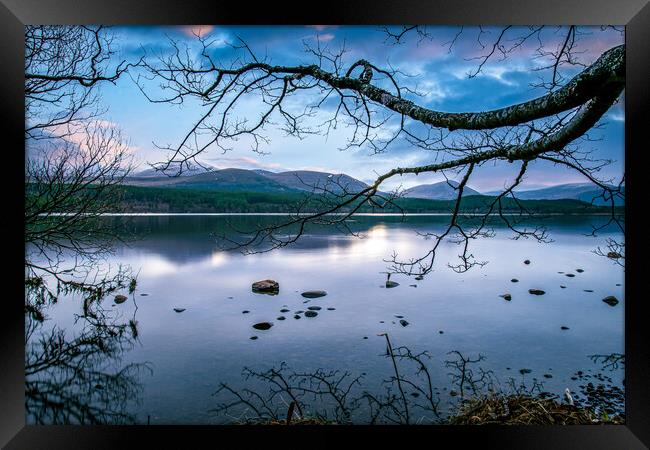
left=252, top=322, right=273, bottom=330
left=528, top=289, right=546, bottom=295
left=399, top=319, right=409, bottom=327
left=561, top=326, right=570, bottom=330
left=114, top=295, right=128, bottom=304
left=576, top=269, right=584, bottom=273
left=511, top=279, right=519, bottom=283
left=386, top=281, right=399, bottom=288
left=500, top=294, right=512, bottom=301
left=301, top=290, right=327, bottom=298
left=252, top=279, right=279, bottom=295
left=519, top=368, right=532, bottom=375
left=602, top=296, right=619, bottom=307
left=414, top=275, right=424, bottom=281
left=524, top=260, right=531, bottom=265
left=304, top=311, right=318, bottom=318
left=565, top=273, right=575, bottom=278
left=277, top=316, right=286, bottom=320
left=607, top=251, right=622, bottom=259
left=173, top=308, right=186, bottom=313
left=307, top=306, right=321, bottom=311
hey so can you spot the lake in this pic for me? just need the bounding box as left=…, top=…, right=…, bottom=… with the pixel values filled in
left=26, top=214, right=625, bottom=424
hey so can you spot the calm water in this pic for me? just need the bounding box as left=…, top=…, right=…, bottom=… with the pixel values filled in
left=28, top=215, right=625, bottom=424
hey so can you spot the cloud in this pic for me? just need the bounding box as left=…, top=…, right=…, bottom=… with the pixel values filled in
left=306, top=25, right=337, bottom=32
left=179, top=25, right=216, bottom=37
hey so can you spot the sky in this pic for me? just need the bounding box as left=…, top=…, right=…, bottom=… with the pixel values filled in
left=89, top=25, right=624, bottom=192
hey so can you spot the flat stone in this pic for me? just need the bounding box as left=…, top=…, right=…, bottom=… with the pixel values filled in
left=277, top=316, right=286, bottom=320
left=561, top=326, right=570, bottom=330
left=301, top=290, right=327, bottom=298
left=252, top=279, right=279, bottom=295
left=602, top=296, right=619, bottom=307
left=242, top=310, right=250, bottom=314
left=529, top=289, right=546, bottom=295
left=280, top=309, right=290, bottom=313
left=250, top=336, right=258, bottom=340
left=511, top=279, right=519, bottom=283
left=500, top=294, right=512, bottom=301
left=576, top=269, right=584, bottom=273
left=327, top=307, right=336, bottom=311
left=565, top=273, right=575, bottom=277
left=307, top=306, right=322, bottom=311
left=583, top=289, right=594, bottom=293
left=252, top=322, right=273, bottom=330
left=560, top=285, right=566, bottom=289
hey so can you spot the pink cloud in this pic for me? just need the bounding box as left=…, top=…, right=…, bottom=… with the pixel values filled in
left=179, top=25, right=216, bottom=37
left=307, top=25, right=336, bottom=32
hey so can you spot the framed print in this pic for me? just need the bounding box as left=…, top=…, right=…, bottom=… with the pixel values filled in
left=2, top=0, right=649, bottom=448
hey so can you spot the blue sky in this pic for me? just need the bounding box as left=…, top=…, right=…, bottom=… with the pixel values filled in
left=93, top=25, right=624, bottom=192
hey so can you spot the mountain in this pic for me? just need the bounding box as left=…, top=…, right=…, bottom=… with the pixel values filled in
left=123, top=168, right=372, bottom=195
left=134, top=162, right=217, bottom=178
left=402, top=180, right=481, bottom=200
left=262, top=170, right=369, bottom=194
left=124, top=168, right=297, bottom=193
left=502, top=183, right=624, bottom=206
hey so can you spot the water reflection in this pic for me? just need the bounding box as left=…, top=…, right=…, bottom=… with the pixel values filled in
left=25, top=281, right=151, bottom=424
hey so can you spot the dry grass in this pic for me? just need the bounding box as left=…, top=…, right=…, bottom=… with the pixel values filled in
left=448, top=394, right=624, bottom=425
left=237, top=418, right=334, bottom=425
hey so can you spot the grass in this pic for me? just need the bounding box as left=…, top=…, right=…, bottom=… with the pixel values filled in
left=447, top=393, right=624, bottom=425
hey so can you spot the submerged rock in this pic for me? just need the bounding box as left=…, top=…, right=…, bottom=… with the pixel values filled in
left=602, top=296, right=619, bottom=307
left=173, top=308, right=186, bottom=313
left=500, top=294, right=512, bottom=301
left=252, top=322, right=273, bottom=330
left=304, top=311, right=318, bottom=318
left=252, top=279, right=279, bottom=295
left=114, top=295, right=128, bottom=304
left=301, top=290, right=327, bottom=298
left=528, top=289, right=546, bottom=295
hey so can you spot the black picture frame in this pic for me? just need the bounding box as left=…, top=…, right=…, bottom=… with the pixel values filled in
left=2, top=0, right=648, bottom=448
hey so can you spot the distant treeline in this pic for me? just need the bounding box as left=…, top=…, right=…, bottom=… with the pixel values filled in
left=103, top=185, right=619, bottom=214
